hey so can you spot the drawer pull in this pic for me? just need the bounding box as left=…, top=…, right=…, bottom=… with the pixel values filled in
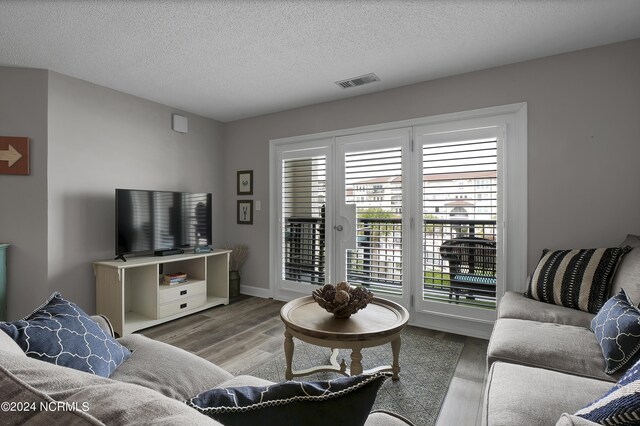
left=180, top=290, right=187, bottom=296
left=180, top=303, right=187, bottom=309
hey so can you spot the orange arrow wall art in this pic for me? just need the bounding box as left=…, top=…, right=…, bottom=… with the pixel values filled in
left=0, top=137, right=29, bottom=175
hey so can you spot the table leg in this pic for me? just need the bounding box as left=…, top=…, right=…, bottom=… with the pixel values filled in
left=284, top=328, right=294, bottom=380
left=329, top=348, right=348, bottom=374
left=391, top=336, right=401, bottom=380
left=350, top=347, right=363, bottom=376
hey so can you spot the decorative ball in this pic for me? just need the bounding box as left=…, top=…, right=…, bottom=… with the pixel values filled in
left=311, top=282, right=373, bottom=318
left=335, top=290, right=350, bottom=304
left=336, top=281, right=351, bottom=292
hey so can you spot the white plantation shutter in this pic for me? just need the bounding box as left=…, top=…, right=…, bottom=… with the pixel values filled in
left=422, top=138, right=498, bottom=309
left=344, top=147, right=403, bottom=296
left=281, top=155, right=327, bottom=285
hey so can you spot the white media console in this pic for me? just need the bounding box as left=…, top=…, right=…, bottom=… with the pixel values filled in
left=94, top=249, right=230, bottom=336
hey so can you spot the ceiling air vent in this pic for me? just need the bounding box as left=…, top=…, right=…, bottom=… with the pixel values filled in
left=335, top=73, right=380, bottom=89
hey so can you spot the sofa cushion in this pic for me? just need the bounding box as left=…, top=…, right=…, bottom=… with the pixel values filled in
left=187, top=373, right=389, bottom=426
left=610, top=235, right=640, bottom=304
left=0, top=292, right=131, bottom=377
left=498, top=291, right=594, bottom=328
left=484, top=362, right=611, bottom=426
left=526, top=247, right=631, bottom=314
left=111, top=333, right=233, bottom=400
left=0, top=363, right=102, bottom=426
left=591, top=289, right=640, bottom=374
left=487, top=318, right=618, bottom=382
left=575, top=356, right=640, bottom=424
left=2, top=349, right=220, bottom=425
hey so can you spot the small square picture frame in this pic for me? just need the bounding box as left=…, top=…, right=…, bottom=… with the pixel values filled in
left=237, top=200, right=253, bottom=225
left=237, top=170, right=253, bottom=195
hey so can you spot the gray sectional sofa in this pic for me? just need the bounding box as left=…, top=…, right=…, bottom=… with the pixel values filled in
left=483, top=235, right=640, bottom=425
left=0, top=315, right=408, bottom=425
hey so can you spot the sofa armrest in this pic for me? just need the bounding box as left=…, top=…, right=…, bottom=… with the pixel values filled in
left=90, top=315, right=115, bottom=338
left=366, top=410, right=415, bottom=425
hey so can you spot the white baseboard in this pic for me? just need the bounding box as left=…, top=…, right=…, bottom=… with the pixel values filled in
left=239, top=284, right=271, bottom=299
left=409, top=313, right=493, bottom=340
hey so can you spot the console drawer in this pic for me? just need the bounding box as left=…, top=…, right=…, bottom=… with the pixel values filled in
left=158, top=294, right=206, bottom=319
left=158, top=280, right=206, bottom=304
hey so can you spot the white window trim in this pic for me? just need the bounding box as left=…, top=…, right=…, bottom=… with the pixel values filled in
left=269, top=103, right=527, bottom=339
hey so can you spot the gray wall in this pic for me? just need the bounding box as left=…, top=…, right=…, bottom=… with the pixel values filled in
left=0, top=67, right=49, bottom=320
left=222, top=39, right=640, bottom=292
left=0, top=69, right=225, bottom=319
left=44, top=72, right=225, bottom=316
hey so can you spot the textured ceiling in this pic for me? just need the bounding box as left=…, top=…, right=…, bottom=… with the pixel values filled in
left=1, top=1, right=640, bottom=122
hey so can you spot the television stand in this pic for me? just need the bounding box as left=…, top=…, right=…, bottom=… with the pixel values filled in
left=94, top=250, right=230, bottom=336
left=114, top=254, right=127, bottom=262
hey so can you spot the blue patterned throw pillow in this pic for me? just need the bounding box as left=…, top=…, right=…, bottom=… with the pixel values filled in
left=186, top=373, right=390, bottom=426
left=576, top=356, right=640, bottom=423
left=0, top=292, right=131, bottom=377
left=591, top=289, right=640, bottom=374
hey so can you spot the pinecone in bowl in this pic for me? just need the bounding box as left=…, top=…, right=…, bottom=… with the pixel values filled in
left=312, top=282, right=374, bottom=318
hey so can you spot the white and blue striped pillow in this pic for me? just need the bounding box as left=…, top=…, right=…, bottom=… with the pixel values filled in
left=576, top=356, right=640, bottom=423
left=526, top=247, right=631, bottom=313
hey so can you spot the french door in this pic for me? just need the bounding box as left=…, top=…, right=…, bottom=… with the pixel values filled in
left=273, top=127, right=503, bottom=317
left=335, top=129, right=411, bottom=307
left=271, top=104, right=527, bottom=334
left=273, top=129, right=411, bottom=309
left=276, top=140, right=334, bottom=294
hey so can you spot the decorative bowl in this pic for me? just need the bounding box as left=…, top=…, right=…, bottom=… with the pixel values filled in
left=312, top=282, right=374, bottom=318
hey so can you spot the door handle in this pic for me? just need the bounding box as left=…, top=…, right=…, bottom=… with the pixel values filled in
left=334, top=225, right=343, bottom=231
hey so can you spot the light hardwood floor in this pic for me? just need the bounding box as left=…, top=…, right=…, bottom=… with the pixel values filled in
left=142, top=296, right=489, bottom=426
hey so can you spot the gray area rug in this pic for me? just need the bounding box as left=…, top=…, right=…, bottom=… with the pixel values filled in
left=246, top=328, right=464, bottom=426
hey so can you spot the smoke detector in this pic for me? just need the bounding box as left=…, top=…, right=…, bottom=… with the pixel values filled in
left=335, top=73, right=380, bottom=89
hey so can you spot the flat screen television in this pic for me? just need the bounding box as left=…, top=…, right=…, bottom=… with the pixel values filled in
left=115, top=189, right=212, bottom=259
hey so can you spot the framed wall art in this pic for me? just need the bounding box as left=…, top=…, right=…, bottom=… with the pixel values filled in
left=237, top=200, right=253, bottom=225
left=0, top=136, right=29, bottom=175
left=237, top=170, right=253, bottom=195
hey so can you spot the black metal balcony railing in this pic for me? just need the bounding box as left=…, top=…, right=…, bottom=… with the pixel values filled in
left=347, top=218, right=403, bottom=296
left=283, top=217, right=326, bottom=284
left=283, top=217, right=497, bottom=308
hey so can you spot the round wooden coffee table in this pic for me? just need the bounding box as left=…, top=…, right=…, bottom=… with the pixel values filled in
left=280, top=296, right=409, bottom=380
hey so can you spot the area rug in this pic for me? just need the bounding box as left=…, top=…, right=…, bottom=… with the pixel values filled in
left=245, top=328, right=464, bottom=426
